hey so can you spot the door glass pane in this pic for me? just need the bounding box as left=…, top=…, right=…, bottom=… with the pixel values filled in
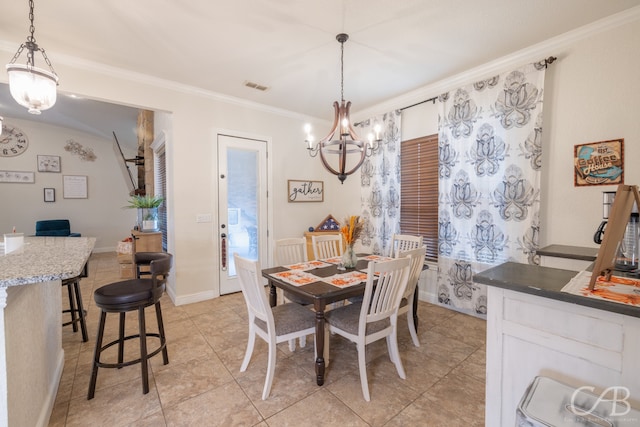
left=227, top=148, right=258, bottom=276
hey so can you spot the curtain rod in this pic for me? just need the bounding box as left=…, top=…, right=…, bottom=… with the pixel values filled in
left=398, top=56, right=557, bottom=112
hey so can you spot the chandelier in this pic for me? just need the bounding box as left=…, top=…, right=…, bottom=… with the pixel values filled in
left=304, top=33, right=381, bottom=184
left=6, top=0, right=59, bottom=115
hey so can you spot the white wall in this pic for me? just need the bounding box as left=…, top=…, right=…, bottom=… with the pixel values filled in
left=0, top=118, right=135, bottom=250
left=25, top=65, right=352, bottom=303
left=1, top=11, right=637, bottom=304
left=370, top=15, right=640, bottom=252
left=539, top=20, right=639, bottom=248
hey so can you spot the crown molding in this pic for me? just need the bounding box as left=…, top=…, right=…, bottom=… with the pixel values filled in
left=354, top=5, right=640, bottom=121
left=0, top=41, right=309, bottom=122
left=1, top=5, right=638, bottom=124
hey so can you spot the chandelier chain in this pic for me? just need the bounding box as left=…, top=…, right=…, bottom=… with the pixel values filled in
left=28, top=0, right=36, bottom=43
left=8, top=45, right=25, bottom=65
left=40, top=48, right=56, bottom=74
left=8, top=0, right=57, bottom=74
left=340, top=39, right=344, bottom=102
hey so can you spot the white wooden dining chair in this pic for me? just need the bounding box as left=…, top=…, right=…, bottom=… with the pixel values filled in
left=398, top=246, right=426, bottom=347
left=325, top=256, right=411, bottom=401
left=274, top=237, right=308, bottom=266
left=311, top=234, right=343, bottom=260
left=390, top=234, right=423, bottom=258
left=234, top=253, right=317, bottom=400
left=274, top=237, right=310, bottom=350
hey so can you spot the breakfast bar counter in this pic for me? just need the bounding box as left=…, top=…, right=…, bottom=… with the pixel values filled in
left=0, top=237, right=95, bottom=427
left=475, top=262, right=640, bottom=426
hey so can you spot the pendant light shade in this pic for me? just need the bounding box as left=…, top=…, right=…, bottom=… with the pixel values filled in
left=6, top=0, right=59, bottom=115
left=6, top=64, right=58, bottom=115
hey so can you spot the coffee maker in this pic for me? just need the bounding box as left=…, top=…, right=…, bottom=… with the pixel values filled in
left=593, top=191, right=616, bottom=244
left=594, top=190, right=639, bottom=272
left=617, top=208, right=639, bottom=271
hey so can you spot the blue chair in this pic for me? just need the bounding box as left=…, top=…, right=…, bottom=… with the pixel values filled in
left=35, top=219, right=81, bottom=237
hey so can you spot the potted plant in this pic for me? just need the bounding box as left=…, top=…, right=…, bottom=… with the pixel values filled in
left=125, top=195, right=164, bottom=232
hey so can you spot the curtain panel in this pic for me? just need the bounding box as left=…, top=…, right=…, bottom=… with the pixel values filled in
left=436, top=63, right=546, bottom=316
left=356, top=110, right=402, bottom=256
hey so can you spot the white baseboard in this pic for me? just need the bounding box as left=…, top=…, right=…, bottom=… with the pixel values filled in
left=172, top=289, right=218, bottom=306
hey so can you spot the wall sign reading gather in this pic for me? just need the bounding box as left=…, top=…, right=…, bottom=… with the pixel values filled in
left=288, top=180, right=324, bottom=202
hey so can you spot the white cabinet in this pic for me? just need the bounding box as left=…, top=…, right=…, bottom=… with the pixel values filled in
left=486, top=286, right=640, bottom=426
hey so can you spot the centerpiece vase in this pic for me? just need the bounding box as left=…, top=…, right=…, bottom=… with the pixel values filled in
left=341, top=244, right=358, bottom=269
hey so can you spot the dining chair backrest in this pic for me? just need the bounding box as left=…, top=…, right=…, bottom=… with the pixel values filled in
left=360, top=257, right=411, bottom=334
left=234, top=254, right=274, bottom=336
left=398, top=247, right=426, bottom=300
left=390, top=234, right=423, bottom=258
left=311, top=234, right=343, bottom=260
left=274, top=237, right=308, bottom=265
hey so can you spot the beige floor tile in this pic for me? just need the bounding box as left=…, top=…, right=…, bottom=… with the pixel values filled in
left=266, top=389, right=368, bottom=427
left=163, top=381, right=262, bottom=427
left=451, top=346, right=486, bottom=383
left=65, top=377, right=162, bottom=427
left=237, top=356, right=321, bottom=419
left=420, top=372, right=486, bottom=426
left=153, top=353, right=234, bottom=408
left=49, top=252, right=487, bottom=427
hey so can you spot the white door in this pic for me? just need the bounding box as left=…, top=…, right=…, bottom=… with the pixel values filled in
left=218, top=134, right=268, bottom=294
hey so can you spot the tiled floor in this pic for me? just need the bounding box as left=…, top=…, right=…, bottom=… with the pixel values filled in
left=49, top=252, right=486, bottom=427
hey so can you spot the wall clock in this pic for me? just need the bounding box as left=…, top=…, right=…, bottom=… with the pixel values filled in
left=0, top=125, right=29, bottom=157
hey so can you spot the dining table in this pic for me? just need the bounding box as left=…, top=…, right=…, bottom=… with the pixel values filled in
left=261, top=253, right=420, bottom=386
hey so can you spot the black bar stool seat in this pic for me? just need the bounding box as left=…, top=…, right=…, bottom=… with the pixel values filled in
left=87, top=252, right=173, bottom=399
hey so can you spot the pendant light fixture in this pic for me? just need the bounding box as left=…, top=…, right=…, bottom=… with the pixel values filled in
left=6, top=0, right=59, bottom=115
left=304, top=33, right=381, bottom=184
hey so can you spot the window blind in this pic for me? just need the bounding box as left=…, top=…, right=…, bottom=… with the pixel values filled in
left=400, top=134, right=439, bottom=260
left=156, top=149, right=168, bottom=251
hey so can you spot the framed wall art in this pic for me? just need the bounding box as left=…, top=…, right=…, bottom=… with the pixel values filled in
left=287, top=180, right=324, bottom=202
left=63, top=175, right=88, bottom=199
left=37, top=155, right=61, bottom=172
left=0, top=170, right=35, bottom=183
left=44, top=188, right=55, bottom=202
left=574, top=138, right=624, bottom=187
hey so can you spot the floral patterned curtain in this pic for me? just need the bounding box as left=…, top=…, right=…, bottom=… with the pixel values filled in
left=436, top=62, right=546, bottom=316
left=356, top=110, right=402, bottom=256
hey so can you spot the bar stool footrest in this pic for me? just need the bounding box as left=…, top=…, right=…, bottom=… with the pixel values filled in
left=95, top=333, right=167, bottom=369
left=62, top=308, right=88, bottom=327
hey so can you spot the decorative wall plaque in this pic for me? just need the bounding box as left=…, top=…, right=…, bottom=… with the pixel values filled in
left=574, top=139, right=624, bottom=187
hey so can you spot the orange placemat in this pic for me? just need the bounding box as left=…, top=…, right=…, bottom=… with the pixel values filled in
left=561, top=270, right=640, bottom=306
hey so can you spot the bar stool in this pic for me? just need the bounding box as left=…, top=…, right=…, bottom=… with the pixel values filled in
left=62, top=263, right=89, bottom=342
left=87, top=252, right=173, bottom=399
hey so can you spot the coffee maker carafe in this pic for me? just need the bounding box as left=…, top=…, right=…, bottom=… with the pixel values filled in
left=593, top=191, right=616, bottom=244
left=616, top=209, right=639, bottom=272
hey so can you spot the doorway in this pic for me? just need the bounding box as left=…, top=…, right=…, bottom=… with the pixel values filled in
left=217, top=133, right=268, bottom=295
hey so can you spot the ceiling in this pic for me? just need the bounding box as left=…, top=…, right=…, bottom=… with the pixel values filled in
left=0, top=0, right=639, bottom=143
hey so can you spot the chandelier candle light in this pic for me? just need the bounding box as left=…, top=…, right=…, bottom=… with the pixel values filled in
left=339, top=215, right=364, bottom=269
left=304, top=34, right=382, bottom=184
left=6, top=0, right=59, bottom=114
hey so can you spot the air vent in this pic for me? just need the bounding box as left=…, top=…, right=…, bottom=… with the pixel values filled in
left=244, top=81, right=269, bottom=91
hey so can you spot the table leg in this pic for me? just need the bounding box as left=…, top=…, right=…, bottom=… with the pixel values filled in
left=269, top=282, right=277, bottom=307
left=413, top=286, right=419, bottom=331
left=313, top=300, right=326, bottom=386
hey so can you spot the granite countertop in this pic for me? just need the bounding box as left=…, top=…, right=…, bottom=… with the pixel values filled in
left=475, top=261, right=640, bottom=318
left=537, top=244, right=599, bottom=261
left=0, top=236, right=96, bottom=287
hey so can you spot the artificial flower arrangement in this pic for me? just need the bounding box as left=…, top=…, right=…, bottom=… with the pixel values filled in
left=340, top=215, right=364, bottom=246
